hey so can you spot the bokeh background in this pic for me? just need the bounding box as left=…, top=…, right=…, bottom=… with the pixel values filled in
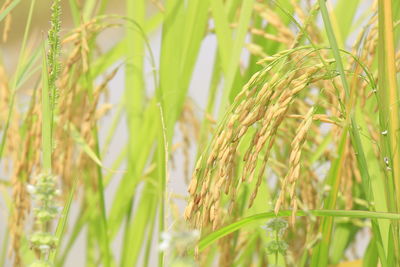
left=0, top=0, right=374, bottom=266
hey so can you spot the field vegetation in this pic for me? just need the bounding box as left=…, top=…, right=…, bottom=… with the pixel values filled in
left=0, top=0, right=400, bottom=266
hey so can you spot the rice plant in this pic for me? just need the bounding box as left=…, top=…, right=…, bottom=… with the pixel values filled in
left=0, top=0, right=399, bottom=266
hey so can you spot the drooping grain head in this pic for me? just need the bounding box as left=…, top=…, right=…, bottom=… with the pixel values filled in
left=185, top=47, right=337, bottom=232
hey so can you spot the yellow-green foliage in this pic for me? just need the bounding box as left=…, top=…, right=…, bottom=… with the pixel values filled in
left=0, top=1, right=399, bottom=267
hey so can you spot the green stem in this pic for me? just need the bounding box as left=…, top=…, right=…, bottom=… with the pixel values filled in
left=199, top=209, right=400, bottom=251
left=275, top=230, right=279, bottom=265
left=0, top=0, right=36, bottom=161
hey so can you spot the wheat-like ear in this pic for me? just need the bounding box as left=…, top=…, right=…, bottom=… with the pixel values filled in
left=48, top=0, right=62, bottom=115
